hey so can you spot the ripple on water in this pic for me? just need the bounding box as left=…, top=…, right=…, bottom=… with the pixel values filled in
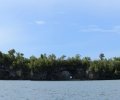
left=0, top=80, right=120, bottom=100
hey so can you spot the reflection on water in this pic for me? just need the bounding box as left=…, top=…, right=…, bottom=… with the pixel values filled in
left=0, top=80, right=120, bottom=100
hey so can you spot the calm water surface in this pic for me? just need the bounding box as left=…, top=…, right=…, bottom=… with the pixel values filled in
left=0, top=80, right=120, bottom=100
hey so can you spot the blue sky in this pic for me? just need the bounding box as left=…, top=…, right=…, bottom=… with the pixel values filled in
left=0, top=0, right=120, bottom=59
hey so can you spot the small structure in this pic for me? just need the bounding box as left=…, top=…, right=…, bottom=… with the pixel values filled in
left=60, top=70, right=71, bottom=80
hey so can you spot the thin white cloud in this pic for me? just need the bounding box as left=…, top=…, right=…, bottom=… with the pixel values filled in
left=35, top=20, right=46, bottom=25
left=79, top=25, right=120, bottom=34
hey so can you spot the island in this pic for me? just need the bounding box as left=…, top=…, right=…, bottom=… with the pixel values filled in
left=0, top=49, right=120, bottom=80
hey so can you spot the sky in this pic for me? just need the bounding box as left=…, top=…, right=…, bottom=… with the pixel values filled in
left=0, top=0, right=120, bottom=59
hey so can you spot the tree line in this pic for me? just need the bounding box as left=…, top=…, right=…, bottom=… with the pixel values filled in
left=0, top=49, right=120, bottom=80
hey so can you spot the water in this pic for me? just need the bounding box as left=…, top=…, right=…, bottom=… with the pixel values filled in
left=0, top=80, right=120, bottom=100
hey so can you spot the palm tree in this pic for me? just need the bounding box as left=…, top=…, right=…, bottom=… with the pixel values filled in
left=99, top=53, right=105, bottom=60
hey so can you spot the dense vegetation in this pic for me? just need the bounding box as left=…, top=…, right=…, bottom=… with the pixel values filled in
left=0, top=49, right=120, bottom=80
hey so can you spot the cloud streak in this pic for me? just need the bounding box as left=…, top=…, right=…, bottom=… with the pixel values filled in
left=79, top=25, right=120, bottom=34
left=35, top=20, right=46, bottom=25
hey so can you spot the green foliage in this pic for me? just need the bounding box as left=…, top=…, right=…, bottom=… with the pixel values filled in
left=0, top=50, right=120, bottom=80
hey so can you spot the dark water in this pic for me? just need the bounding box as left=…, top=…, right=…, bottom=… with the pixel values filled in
left=0, top=80, right=120, bottom=100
